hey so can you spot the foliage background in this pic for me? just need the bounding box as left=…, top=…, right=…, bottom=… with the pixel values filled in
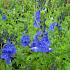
left=0, top=0, right=70, bottom=70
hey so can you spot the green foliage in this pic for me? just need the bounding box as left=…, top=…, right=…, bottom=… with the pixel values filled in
left=0, top=0, right=70, bottom=70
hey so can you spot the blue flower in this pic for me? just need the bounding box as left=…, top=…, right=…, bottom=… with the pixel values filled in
left=1, top=42, right=16, bottom=64
left=34, top=31, right=42, bottom=40
left=31, top=40, right=52, bottom=52
left=30, top=31, right=52, bottom=52
left=2, top=42, right=16, bottom=54
left=34, top=10, right=40, bottom=28
left=49, top=22, right=58, bottom=31
left=20, top=35, right=30, bottom=47
left=34, top=20, right=39, bottom=28
left=42, top=32, right=50, bottom=47
left=39, top=40, right=52, bottom=52
left=49, top=22, right=62, bottom=31
left=2, top=14, right=7, bottom=21
left=35, top=10, right=40, bottom=22
left=1, top=53, right=11, bottom=64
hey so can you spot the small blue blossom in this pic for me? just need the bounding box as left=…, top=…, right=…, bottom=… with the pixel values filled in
left=2, top=14, right=7, bottom=21
left=34, top=10, right=40, bottom=28
left=2, top=42, right=16, bottom=55
left=34, top=20, right=39, bottom=28
left=35, top=10, right=40, bottom=22
left=49, top=23, right=55, bottom=31
left=20, top=35, right=30, bottom=47
left=1, top=42, right=16, bottom=64
left=1, top=53, right=11, bottom=64
left=49, top=22, right=57, bottom=31
left=49, top=22, right=62, bottom=31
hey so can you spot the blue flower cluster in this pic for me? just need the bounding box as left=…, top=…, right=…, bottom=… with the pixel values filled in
left=2, top=14, right=7, bottom=21
left=20, top=35, right=30, bottom=47
left=1, top=42, right=16, bottom=64
left=20, top=30, right=52, bottom=52
left=30, top=31, right=52, bottom=52
left=31, top=10, right=52, bottom=52
left=34, top=10, right=40, bottom=28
